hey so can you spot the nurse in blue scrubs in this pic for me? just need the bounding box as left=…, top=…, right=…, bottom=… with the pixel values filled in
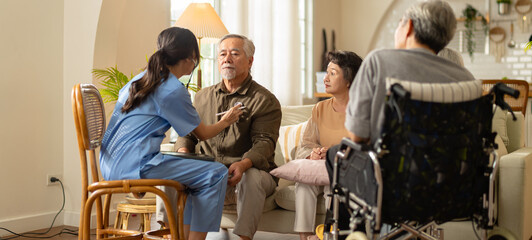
left=99, top=27, right=242, bottom=240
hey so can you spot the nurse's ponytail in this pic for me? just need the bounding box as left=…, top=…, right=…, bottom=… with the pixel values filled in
left=121, top=27, right=199, bottom=113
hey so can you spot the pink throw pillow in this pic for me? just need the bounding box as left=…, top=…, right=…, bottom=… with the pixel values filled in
left=270, top=159, right=329, bottom=186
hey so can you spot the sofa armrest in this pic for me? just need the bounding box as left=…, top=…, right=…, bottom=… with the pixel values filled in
left=505, top=112, right=524, bottom=153
left=498, top=147, right=532, bottom=240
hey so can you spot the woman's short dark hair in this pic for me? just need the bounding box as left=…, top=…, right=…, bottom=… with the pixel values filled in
left=327, top=51, right=363, bottom=85
left=122, top=27, right=199, bottom=113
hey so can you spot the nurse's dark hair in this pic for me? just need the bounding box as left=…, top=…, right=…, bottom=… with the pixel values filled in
left=121, top=27, right=199, bottom=113
left=327, top=50, right=363, bottom=85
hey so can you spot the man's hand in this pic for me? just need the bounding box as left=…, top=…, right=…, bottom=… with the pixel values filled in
left=227, top=158, right=253, bottom=186
left=309, top=147, right=328, bottom=160
left=177, top=147, right=190, bottom=153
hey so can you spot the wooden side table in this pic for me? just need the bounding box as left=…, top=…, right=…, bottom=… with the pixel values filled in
left=114, top=202, right=156, bottom=231
left=314, top=92, right=332, bottom=101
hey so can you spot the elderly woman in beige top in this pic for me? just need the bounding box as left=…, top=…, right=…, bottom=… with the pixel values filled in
left=294, top=51, right=363, bottom=240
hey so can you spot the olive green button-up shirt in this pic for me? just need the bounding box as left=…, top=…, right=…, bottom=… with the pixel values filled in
left=175, top=75, right=282, bottom=172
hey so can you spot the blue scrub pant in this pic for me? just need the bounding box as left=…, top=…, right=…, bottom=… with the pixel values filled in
left=140, top=157, right=228, bottom=232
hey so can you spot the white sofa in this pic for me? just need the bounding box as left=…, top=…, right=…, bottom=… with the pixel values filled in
left=160, top=105, right=320, bottom=233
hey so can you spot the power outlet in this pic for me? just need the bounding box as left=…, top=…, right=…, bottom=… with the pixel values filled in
left=47, top=174, right=62, bottom=186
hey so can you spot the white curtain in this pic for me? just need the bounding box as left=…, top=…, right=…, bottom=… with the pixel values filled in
left=220, top=0, right=301, bottom=106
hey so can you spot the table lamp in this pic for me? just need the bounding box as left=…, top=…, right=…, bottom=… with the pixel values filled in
left=174, top=3, right=229, bottom=89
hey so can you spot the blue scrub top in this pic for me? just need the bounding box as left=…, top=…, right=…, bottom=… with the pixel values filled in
left=99, top=71, right=200, bottom=180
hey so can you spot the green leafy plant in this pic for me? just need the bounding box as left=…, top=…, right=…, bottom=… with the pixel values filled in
left=92, top=66, right=135, bottom=103
left=462, top=5, right=488, bottom=61
left=497, top=0, right=511, bottom=3
left=525, top=41, right=532, bottom=52
left=92, top=66, right=199, bottom=103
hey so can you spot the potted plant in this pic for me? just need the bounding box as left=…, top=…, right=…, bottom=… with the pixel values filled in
left=92, top=66, right=198, bottom=103
left=497, top=0, right=511, bottom=15
left=92, top=66, right=134, bottom=103
left=462, top=5, right=489, bottom=61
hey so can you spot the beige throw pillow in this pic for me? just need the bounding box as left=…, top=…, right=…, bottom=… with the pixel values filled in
left=270, top=159, right=329, bottom=186
left=277, top=121, right=308, bottom=163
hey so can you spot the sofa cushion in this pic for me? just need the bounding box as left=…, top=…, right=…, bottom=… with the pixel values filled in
left=270, top=159, right=329, bottom=186
left=280, top=105, right=314, bottom=126
left=505, top=112, right=525, bottom=153
left=492, top=105, right=509, bottom=148
left=274, top=105, right=314, bottom=167
left=274, top=185, right=326, bottom=214
left=495, top=134, right=508, bottom=157
left=274, top=185, right=296, bottom=212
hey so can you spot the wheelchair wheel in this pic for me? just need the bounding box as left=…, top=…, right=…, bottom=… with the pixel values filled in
left=346, top=231, right=368, bottom=240
left=488, top=227, right=517, bottom=240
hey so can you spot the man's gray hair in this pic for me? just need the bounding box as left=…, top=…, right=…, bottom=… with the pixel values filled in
left=218, top=34, right=255, bottom=58
left=403, top=0, right=456, bottom=53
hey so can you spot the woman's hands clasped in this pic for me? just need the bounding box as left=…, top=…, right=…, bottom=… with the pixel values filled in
left=309, top=147, right=328, bottom=160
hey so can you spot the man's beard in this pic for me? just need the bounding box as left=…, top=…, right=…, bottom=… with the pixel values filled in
left=221, top=64, right=236, bottom=80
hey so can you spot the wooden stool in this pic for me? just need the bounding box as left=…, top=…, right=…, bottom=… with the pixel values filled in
left=114, top=202, right=156, bottom=231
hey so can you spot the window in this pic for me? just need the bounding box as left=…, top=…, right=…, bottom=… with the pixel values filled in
left=171, top=0, right=313, bottom=100
left=299, top=0, right=313, bottom=98
left=171, top=0, right=220, bottom=89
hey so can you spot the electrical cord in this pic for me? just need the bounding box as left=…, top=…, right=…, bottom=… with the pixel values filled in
left=0, top=178, right=78, bottom=239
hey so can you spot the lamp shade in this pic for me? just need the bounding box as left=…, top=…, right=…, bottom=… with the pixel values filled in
left=174, top=3, right=229, bottom=43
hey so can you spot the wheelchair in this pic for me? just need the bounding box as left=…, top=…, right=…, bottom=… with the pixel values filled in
left=323, top=79, right=519, bottom=240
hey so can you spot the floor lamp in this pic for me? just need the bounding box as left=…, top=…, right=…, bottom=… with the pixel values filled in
left=174, top=3, right=229, bottom=90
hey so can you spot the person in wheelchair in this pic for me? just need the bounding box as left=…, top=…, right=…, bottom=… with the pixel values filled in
left=325, top=0, right=476, bottom=238
left=294, top=50, right=363, bottom=240
left=344, top=0, right=474, bottom=145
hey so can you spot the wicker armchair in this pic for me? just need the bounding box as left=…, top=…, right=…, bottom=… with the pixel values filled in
left=72, top=83, right=187, bottom=240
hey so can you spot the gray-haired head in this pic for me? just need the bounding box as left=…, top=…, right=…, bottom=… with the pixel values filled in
left=403, top=0, right=456, bottom=53
left=218, top=34, right=255, bottom=58
left=438, top=47, right=464, bottom=66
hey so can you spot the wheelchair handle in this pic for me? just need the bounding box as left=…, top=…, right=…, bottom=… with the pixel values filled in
left=493, top=82, right=519, bottom=99
left=390, top=83, right=411, bottom=99
left=491, top=82, right=520, bottom=121
left=340, top=138, right=370, bottom=152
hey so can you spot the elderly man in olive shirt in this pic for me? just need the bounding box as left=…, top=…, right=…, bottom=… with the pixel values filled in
left=163, top=34, right=281, bottom=240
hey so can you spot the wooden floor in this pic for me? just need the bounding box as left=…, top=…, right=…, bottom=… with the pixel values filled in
left=2, top=226, right=299, bottom=240
left=1, top=226, right=79, bottom=240
left=2, top=214, right=299, bottom=240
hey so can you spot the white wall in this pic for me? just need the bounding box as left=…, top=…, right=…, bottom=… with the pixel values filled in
left=0, top=0, right=170, bottom=234
left=0, top=0, right=66, bottom=234
left=313, top=0, right=342, bottom=73
left=312, top=0, right=394, bottom=81
left=340, top=0, right=394, bottom=57
left=62, top=0, right=103, bottom=228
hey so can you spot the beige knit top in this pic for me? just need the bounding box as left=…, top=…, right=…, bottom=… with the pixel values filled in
left=295, top=98, right=350, bottom=159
